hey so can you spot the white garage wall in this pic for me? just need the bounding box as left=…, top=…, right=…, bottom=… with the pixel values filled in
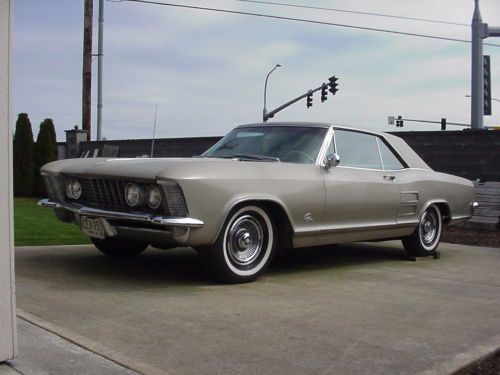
left=0, top=0, right=17, bottom=362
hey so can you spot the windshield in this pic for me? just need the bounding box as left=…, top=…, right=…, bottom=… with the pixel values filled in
left=202, top=126, right=328, bottom=164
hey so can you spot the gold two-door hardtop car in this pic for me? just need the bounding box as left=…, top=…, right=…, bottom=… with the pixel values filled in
left=39, top=122, right=476, bottom=283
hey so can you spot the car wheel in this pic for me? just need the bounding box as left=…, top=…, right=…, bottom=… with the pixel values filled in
left=402, top=204, right=442, bottom=257
left=201, top=205, right=277, bottom=283
left=91, top=237, right=148, bottom=257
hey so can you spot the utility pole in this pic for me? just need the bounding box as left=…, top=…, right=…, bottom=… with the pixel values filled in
left=82, top=0, right=93, bottom=141
left=470, top=0, right=500, bottom=129
left=96, top=0, right=104, bottom=141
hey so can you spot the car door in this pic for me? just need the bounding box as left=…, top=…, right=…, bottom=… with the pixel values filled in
left=321, top=129, right=402, bottom=239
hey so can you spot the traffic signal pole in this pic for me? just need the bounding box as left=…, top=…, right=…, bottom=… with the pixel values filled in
left=264, top=85, right=322, bottom=121
left=471, top=0, right=500, bottom=129
left=389, top=115, right=470, bottom=129
left=471, top=0, right=485, bottom=129
left=264, top=76, right=339, bottom=122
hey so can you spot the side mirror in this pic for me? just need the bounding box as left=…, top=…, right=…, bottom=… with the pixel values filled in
left=325, top=153, right=340, bottom=169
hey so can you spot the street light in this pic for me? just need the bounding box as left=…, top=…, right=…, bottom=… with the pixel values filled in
left=466, top=94, right=500, bottom=102
left=263, top=64, right=282, bottom=122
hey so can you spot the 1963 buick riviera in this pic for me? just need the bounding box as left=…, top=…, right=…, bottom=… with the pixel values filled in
left=39, top=122, right=476, bottom=283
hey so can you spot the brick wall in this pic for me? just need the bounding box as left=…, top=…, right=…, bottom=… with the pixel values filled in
left=79, top=137, right=222, bottom=159
left=389, top=130, right=500, bottom=182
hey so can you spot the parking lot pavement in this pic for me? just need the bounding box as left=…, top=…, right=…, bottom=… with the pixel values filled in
left=14, top=242, right=500, bottom=375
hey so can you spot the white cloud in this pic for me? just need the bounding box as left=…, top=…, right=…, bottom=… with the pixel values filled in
left=12, top=0, right=500, bottom=141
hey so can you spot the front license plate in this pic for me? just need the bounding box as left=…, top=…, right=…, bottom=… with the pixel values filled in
left=80, top=216, right=105, bottom=239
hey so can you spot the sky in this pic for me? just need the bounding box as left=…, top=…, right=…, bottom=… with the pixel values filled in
left=12, top=0, right=500, bottom=141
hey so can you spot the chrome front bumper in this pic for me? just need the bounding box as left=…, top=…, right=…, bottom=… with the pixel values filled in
left=37, top=199, right=204, bottom=228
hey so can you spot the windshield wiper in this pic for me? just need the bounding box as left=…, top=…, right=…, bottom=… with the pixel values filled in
left=230, top=153, right=280, bottom=162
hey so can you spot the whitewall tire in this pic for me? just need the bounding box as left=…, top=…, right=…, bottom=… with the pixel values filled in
left=200, top=205, right=277, bottom=283
left=402, top=204, right=442, bottom=257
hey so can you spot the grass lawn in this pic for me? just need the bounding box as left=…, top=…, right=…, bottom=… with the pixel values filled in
left=14, top=198, right=90, bottom=246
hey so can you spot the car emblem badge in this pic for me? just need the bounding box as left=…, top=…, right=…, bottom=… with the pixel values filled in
left=304, top=213, right=314, bottom=223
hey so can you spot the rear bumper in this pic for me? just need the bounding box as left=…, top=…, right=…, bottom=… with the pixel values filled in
left=37, top=199, right=204, bottom=228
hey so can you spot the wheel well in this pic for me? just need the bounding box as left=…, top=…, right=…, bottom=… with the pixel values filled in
left=231, top=200, right=294, bottom=250
left=434, top=202, right=451, bottom=224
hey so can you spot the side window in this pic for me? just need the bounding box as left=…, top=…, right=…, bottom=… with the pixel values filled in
left=334, top=130, right=382, bottom=169
left=377, top=139, right=405, bottom=170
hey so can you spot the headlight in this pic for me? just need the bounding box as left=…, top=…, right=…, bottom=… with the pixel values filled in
left=147, top=185, right=162, bottom=209
left=125, top=183, right=143, bottom=207
left=65, top=178, right=81, bottom=199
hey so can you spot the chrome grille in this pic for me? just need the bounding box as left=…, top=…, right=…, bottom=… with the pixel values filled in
left=61, top=175, right=188, bottom=216
left=78, top=178, right=127, bottom=210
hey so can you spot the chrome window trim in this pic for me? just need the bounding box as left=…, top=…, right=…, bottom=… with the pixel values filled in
left=375, top=137, right=385, bottom=170
left=330, top=127, right=414, bottom=171
left=335, top=165, right=428, bottom=173
left=376, top=136, right=407, bottom=171
left=315, top=126, right=335, bottom=166
left=333, top=128, right=338, bottom=154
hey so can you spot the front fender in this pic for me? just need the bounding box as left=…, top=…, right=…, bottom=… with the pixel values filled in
left=180, top=185, right=293, bottom=246
left=175, top=171, right=324, bottom=246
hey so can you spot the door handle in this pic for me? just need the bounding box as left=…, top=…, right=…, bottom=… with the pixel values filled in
left=383, top=175, right=396, bottom=181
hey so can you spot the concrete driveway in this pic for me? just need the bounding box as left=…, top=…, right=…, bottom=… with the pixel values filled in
left=12, top=242, right=500, bottom=375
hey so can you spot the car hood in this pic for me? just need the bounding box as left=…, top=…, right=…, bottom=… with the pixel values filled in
left=41, top=157, right=298, bottom=181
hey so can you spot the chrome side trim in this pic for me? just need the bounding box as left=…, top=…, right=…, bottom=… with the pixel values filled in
left=319, top=221, right=418, bottom=235
left=449, top=215, right=473, bottom=225
left=150, top=217, right=204, bottom=227
left=37, top=199, right=204, bottom=228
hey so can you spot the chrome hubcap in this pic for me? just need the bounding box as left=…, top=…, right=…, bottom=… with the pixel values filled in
left=420, top=210, right=437, bottom=245
left=227, top=215, right=264, bottom=267
left=238, top=232, right=252, bottom=249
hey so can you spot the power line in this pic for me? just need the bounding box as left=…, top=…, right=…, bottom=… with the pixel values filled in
left=231, top=0, right=468, bottom=27
left=107, top=0, right=500, bottom=48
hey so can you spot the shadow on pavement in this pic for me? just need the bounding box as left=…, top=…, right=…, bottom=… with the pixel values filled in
left=17, top=241, right=407, bottom=287
left=270, top=242, right=405, bottom=275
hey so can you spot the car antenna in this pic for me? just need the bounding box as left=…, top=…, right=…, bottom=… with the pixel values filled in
left=150, top=104, right=158, bottom=158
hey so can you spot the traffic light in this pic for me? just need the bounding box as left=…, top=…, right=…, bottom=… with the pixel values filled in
left=328, top=76, right=339, bottom=95
left=306, top=92, right=313, bottom=108
left=321, top=84, right=328, bottom=102
left=396, top=115, right=404, bottom=127
left=484, top=55, right=491, bottom=116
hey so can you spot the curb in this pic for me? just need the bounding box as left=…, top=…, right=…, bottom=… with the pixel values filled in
left=17, top=309, right=169, bottom=375
left=0, top=364, right=21, bottom=375
left=419, top=333, right=500, bottom=375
